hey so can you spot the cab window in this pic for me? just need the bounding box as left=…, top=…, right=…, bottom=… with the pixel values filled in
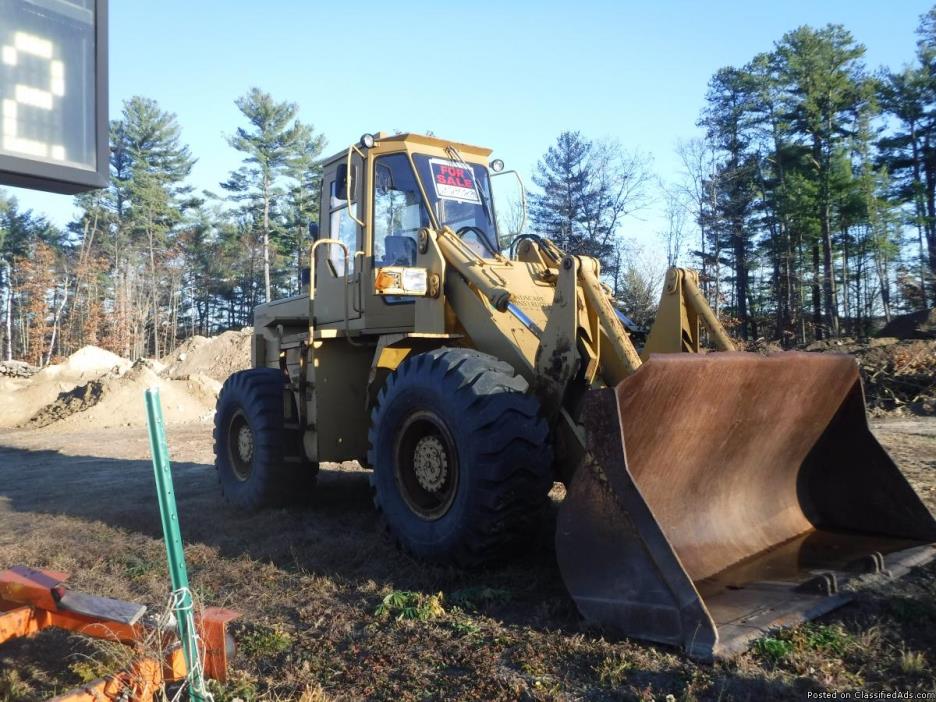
left=373, top=154, right=430, bottom=267
left=328, top=166, right=359, bottom=276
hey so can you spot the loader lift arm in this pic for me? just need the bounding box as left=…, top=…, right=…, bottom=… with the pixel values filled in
left=434, top=227, right=936, bottom=660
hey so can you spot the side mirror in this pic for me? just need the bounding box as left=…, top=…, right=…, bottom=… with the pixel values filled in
left=334, top=164, right=357, bottom=202
left=491, top=169, right=527, bottom=251
left=308, top=221, right=319, bottom=240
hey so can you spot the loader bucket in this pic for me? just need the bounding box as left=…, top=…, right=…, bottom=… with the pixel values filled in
left=556, top=352, right=936, bottom=660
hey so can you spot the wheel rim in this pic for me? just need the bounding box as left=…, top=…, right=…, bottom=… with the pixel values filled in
left=228, top=410, right=254, bottom=481
left=394, top=411, right=459, bottom=520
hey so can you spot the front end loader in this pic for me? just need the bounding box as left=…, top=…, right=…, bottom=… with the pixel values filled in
left=213, top=132, right=936, bottom=659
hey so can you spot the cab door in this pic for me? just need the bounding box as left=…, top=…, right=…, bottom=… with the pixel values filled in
left=362, top=152, right=432, bottom=329
left=314, top=153, right=364, bottom=326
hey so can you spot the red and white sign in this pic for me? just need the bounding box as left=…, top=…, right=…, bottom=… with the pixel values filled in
left=429, top=158, right=480, bottom=204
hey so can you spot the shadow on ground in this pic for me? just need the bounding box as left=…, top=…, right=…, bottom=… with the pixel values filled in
left=0, top=439, right=569, bottom=624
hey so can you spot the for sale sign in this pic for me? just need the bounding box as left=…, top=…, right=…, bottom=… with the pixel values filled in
left=429, top=158, right=480, bottom=204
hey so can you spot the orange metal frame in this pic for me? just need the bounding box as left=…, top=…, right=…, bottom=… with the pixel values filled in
left=0, top=566, right=239, bottom=702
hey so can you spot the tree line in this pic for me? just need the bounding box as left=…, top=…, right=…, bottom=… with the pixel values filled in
left=1, top=90, right=324, bottom=364
left=530, top=10, right=936, bottom=344
left=671, top=12, right=936, bottom=343
left=2, top=9, right=935, bottom=365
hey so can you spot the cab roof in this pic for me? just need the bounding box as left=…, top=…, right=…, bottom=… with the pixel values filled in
left=324, top=132, right=493, bottom=163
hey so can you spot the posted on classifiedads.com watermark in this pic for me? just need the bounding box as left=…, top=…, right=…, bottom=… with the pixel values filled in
left=806, top=692, right=936, bottom=700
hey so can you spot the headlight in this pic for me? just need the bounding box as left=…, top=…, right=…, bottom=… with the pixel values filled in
left=374, top=266, right=428, bottom=296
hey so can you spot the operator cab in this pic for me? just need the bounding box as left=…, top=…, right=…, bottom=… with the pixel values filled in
left=290, top=133, right=523, bottom=333
left=307, top=133, right=509, bottom=273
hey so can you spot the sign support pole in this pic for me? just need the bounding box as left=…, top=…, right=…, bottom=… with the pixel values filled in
left=145, top=386, right=207, bottom=702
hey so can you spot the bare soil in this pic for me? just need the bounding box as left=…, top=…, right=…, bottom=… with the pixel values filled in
left=0, top=419, right=934, bottom=701
left=160, top=329, right=253, bottom=383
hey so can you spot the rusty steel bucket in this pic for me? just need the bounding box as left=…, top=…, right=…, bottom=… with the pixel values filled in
left=556, top=352, right=936, bottom=660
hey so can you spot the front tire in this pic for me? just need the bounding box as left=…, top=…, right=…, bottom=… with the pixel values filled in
left=368, top=348, right=552, bottom=566
left=213, top=368, right=317, bottom=510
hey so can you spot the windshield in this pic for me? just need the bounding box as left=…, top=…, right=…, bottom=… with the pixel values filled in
left=412, top=154, right=499, bottom=257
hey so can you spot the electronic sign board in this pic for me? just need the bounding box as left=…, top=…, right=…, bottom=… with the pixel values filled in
left=0, top=0, right=107, bottom=193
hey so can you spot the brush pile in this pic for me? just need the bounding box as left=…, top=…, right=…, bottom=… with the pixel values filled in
left=806, top=337, right=936, bottom=416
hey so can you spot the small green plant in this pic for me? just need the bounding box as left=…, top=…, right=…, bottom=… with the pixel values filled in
left=754, top=636, right=795, bottom=664
left=449, top=586, right=511, bottom=610
left=799, top=623, right=853, bottom=656
left=123, top=554, right=158, bottom=579
left=208, top=674, right=260, bottom=702
left=899, top=649, right=927, bottom=675
left=755, top=622, right=854, bottom=664
left=69, top=659, right=112, bottom=683
left=238, top=625, right=293, bottom=660
left=448, top=615, right=481, bottom=636
left=375, top=590, right=445, bottom=621
left=595, top=650, right=633, bottom=688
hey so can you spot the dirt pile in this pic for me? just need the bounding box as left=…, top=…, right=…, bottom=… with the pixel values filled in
left=877, top=308, right=936, bottom=340
left=161, top=328, right=252, bottom=383
left=27, top=359, right=220, bottom=431
left=0, top=345, right=132, bottom=428
left=0, top=341, right=227, bottom=431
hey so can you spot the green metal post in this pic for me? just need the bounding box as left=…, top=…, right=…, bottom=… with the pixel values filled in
left=145, top=387, right=207, bottom=702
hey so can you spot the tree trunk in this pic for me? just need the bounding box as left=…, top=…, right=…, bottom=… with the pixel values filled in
left=733, top=222, right=749, bottom=340
left=815, top=137, right=839, bottom=337
left=812, top=241, right=822, bottom=341
left=841, top=232, right=850, bottom=337
left=910, top=122, right=929, bottom=308
left=924, top=136, right=936, bottom=303
left=2, top=259, right=12, bottom=362
left=44, top=278, right=68, bottom=366
left=148, top=225, right=160, bottom=359
left=263, top=171, right=272, bottom=302
left=795, top=228, right=807, bottom=345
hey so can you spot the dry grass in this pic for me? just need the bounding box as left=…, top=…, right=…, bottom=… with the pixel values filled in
left=0, top=422, right=935, bottom=700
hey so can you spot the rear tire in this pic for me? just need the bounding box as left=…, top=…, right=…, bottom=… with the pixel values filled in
left=368, top=348, right=552, bottom=566
left=213, top=368, right=317, bottom=510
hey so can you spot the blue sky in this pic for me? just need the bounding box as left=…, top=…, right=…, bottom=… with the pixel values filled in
left=6, top=0, right=933, bottom=260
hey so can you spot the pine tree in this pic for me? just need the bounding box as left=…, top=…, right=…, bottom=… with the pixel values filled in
left=701, top=66, right=760, bottom=339
left=530, top=132, right=650, bottom=278
left=283, top=128, right=326, bottom=291
left=223, top=88, right=310, bottom=302
left=112, top=96, right=194, bottom=357
left=530, top=131, right=593, bottom=255
left=776, top=25, right=867, bottom=337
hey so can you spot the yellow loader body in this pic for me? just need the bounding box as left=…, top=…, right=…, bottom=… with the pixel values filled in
left=225, top=133, right=936, bottom=660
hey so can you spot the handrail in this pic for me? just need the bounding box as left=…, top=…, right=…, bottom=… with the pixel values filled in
left=345, top=144, right=366, bottom=227
left=308, top=238, right=362, bottom=345
left=352, top=250, right=366, bottom=313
